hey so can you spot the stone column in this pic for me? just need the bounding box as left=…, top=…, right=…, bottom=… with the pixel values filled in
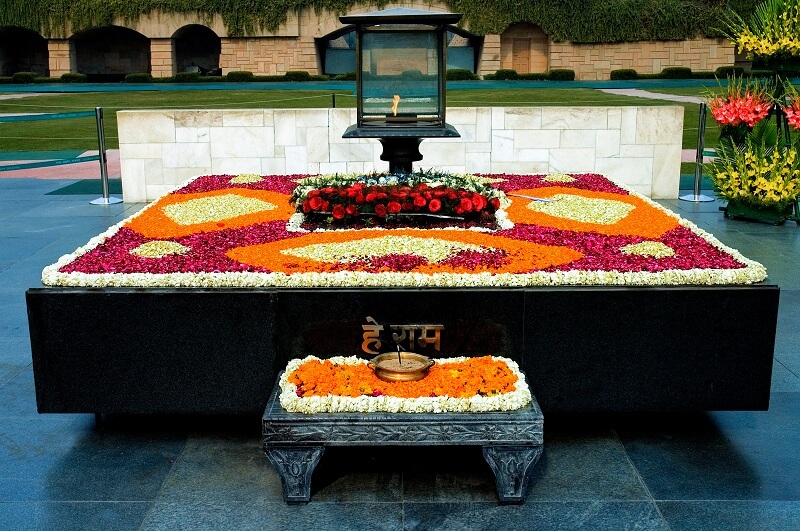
left=47, top=39, right=72, bottom=78
left=479, top=34, right=501, bottom=78
left=150, top=38, right=174, bottom=78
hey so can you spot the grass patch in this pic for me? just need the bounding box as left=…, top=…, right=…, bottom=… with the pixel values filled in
left=0, top=87, right=703, bottom=151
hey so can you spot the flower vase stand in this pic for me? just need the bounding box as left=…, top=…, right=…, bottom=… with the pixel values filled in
left=262, top=376, right=544, bottom=504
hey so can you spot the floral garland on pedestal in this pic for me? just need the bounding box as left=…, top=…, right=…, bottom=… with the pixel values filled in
left=288, top=171, right=510, bottom=231
left=278, top=355, right=532, bottom=414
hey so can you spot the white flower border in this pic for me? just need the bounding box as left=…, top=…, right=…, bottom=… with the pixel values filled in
left=41, top=173, right=768, bottom=288
left=278, top=355, right=533, bottom=414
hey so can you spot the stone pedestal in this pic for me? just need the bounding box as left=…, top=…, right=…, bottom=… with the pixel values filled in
left=262, top=374, right=544, bottom=504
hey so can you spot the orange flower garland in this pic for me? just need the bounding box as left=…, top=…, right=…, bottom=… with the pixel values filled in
left=227, top=228, right=583, bottom=274
left=288, top=356, right=519, bottom=399
left=127, top=188, right=295, bottom=239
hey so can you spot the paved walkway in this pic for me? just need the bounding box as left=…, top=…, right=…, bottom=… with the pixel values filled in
left=0, top=177, right=798, bottom=529
left=0, top=150, right=120, bottom=180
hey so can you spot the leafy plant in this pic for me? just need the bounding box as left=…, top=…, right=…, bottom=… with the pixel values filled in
left=226, top=70, right=254, bottom=82
left=11, top=71, right=38, bottom=84
left=707, top=120, right=800, bottom=209
left=446, top=68, right=478, bottom=81
left=720, top=0, right=800, bottom=59
left=660, top=66, right=693, bottom=79
left=61, top=72, right=87, bottom=83
left=125, top=72, right=153, bottom=83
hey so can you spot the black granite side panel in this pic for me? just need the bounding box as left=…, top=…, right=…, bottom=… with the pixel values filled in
left=27, top=288, right=277, bottom=414
left=524, top=286, right=780, bottom=413
left=272, top=289, right=526, bottom=366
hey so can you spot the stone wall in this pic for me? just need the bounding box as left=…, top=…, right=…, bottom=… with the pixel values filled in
left=118, top=106, right=683, bottom=203
left=549, top=37, right=734, bottom=80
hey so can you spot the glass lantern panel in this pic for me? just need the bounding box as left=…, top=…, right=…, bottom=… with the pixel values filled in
left=361, top=31, right=440, bottom=120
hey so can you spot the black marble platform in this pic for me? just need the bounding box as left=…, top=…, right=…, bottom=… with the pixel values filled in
left=26, top=284, right=780, bottom=414
left=262, top=374, right=544, bottom=504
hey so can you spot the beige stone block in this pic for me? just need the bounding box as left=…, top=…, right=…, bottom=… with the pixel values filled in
left=595, top=158, right=653, bottom=193
left=651, top=144, right=682, bottom=199
left=346, top=162, right=366, bottom=174
left=174, top=110, right=223, bottom=128
left=223, top=110, right=265, bottom=127
left=549, top=148, right=596, bottom=173
left=175, top=127, right=210, bottom=143
left=476, top=107, right=492, bottom=142
left=274, top=111, right=297, bottom=146
left=514, top=149, right=550, bottom=162
left=541, top=107, right=608, bottom=130
left=117, top=111, right=175, bottom=144
left=330, top=142, right=375, bottom=163
left=306, top=162, right=321, bottom=174
left=446, top=107, right=477, bottom=127
left=162, top=167, right=210, bottom=188
left=491, top=107, right=505, bottom=130
left=144, top=160, right=165, bottom=185
left=261, top=158, right=286, bottom=175
left=320, top=161, right=349, bottom=174
left=465, top=151, right=491, bottom=172
left=162, top=143, right=211, bottom=168
left=514, top=130, right=560, bottom=149
left=465, top=142, right=492, bottom=153
left=596, top=130, right=621, bottom=158
left=608, top=108, right=622, bottom=130
left=636, top=107, right=683, bottom=145
left=490, top=161, right=548, bottom=174
left=329, top=109, right=358, bottom=144
left=491, top=130, right=514, bottom=162
left=212, top=158, right=262, bottom=174
left=419, top=142, right=466, bottom=167
left=559, top=130, right=598, bottom=149
left=121, top=159, right=146, bottom=203
left=306, top=127, right=330, bottom=163
left=619, top=108, right=638, bottom=144
left=620, top=145, right=654, bottom=158
left=210, top=126, right=275, bottom=158
left=504, top=108, right=543, bottom=130
left=119, top=143, right=162, bottom=159
left=294, top=109, right=329, bottom=127
left=285, top=146, right=308, bottom=174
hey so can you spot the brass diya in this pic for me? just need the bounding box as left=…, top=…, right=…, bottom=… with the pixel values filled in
left=368, top=352, right=435, bottom=382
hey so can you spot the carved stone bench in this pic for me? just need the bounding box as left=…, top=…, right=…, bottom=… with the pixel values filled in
left=262, top=375, right=543, bottom=504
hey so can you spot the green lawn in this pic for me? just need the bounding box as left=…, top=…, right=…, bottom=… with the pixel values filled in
left=0, top=87, right=706, bottom=152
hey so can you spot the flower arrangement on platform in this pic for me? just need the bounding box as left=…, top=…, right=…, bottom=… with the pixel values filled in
left=722, top=0, right=800, bottom=59
left=784, top=81, right=800, bottom=129
left=707, top=121, right=800, bottom=211
left=278, top=355, right=532, bottom=414
left=289, top=171, right=506, bottom=229
left=40, top=172, right=768, bottom=288
left=706, top=75, right=774, bottom=144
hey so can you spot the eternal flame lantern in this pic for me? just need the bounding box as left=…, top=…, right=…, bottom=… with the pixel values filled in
left=340, top=8, right=462, bottom=173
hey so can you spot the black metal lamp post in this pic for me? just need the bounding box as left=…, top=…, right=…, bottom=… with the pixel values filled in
left=340, top=8, right=462, bottom=173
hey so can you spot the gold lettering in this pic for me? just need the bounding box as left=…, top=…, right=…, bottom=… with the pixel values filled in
left=361, top=316, right=383, bottom=355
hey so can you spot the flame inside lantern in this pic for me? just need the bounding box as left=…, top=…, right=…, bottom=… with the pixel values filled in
left=391, top=94, right=400, bottom=116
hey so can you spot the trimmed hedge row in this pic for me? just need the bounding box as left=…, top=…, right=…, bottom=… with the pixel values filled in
left=483, top=69, right=576, bottom=81
left=607, top=66, right=771, bottom=80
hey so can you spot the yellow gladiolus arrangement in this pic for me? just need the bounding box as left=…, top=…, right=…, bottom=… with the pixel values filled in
left=723, top=0, right=800, bottom=58
left=707, top=123, right=800, bottom=210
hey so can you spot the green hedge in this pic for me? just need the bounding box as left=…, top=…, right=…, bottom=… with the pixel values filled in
left=0, top=0, right=763, bottom=42
left=446, top=68, right=479, bottom=81
left=226, top=70, right=254, bottom=82
left=60, top=72, right=88, bottom=83
left=125, top=72, right=153, bottom=83
left=610, top=69, right=638, bottom=80
left=11, top=71, right=38, bottom=84
left=484, top=69, right=574, bottom=81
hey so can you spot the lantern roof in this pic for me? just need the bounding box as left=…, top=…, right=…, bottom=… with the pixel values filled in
left=339, top=8, right=462, bottom=25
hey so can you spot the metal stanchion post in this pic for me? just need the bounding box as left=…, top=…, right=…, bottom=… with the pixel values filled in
left=90, top=106, right=122, bottom=205
left=680, top=102, right=715, bottom=202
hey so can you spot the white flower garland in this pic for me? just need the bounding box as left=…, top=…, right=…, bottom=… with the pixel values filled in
left=278, top=355, right=532, bottom=414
